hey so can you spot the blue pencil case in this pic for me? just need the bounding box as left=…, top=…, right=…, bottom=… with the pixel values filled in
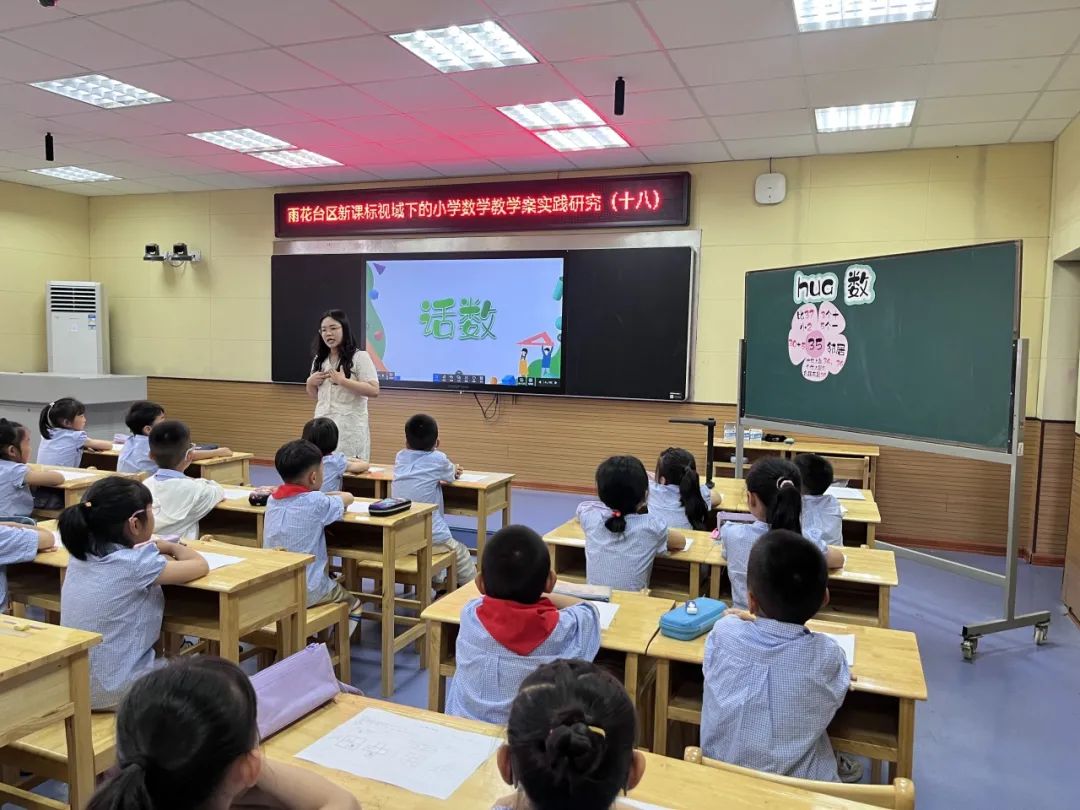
left=659, top=598, right=728, bottom=640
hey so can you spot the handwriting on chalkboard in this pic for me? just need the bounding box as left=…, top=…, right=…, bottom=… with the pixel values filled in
left=788, top=302, right=848, bottom=383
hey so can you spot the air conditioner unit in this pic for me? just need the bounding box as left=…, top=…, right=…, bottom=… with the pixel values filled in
left=46, top=281, right=110, bottom=374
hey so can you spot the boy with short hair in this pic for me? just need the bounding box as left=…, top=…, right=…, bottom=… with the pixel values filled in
left=265, top=440, right=359, bottom=632
left=446, top=524, right=601, bottom=725
left=391, top=413, right=476, bottom=586
left=117, top=401, right=166, bottom=474
left=701, top=529, right=854, bottom=782
left=143, top=420, right=226, bottom=541
left=794, top=453, right=844, bottom=547
left=301, top=417, right=369, bottom=493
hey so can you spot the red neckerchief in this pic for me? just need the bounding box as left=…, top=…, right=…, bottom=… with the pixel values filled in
left=272, top=483, right=310, bottom=499
left=476, top=595, right=559, bottom=655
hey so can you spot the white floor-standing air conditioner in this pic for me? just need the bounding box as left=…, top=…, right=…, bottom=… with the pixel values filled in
left=46, top=281, right=110, bottom=374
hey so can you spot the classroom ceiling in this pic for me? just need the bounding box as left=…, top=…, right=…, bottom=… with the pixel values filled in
left=1, top=0, right=1080, bottom=195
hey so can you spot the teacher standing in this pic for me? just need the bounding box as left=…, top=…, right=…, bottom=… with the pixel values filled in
left=306, top=309, right=379, bottom=461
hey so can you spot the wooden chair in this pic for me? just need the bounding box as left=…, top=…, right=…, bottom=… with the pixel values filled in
left=0, top=714, right=117, bottom=804
left=683, top=747, right=914, bottom=810
left=242, top=601, right=352, bottom=682
left=826, top=455, right=871, bottom=489
left=352, top=547, right=458, bottom=597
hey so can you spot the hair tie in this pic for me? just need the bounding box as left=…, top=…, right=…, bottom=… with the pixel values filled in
left=777, top=479, right=795, bottom=490
left=610, top=510, right=622, bottom=518
left=547, top=723, right=606, bottom=738
left=81, top=500, right=92, bottom=510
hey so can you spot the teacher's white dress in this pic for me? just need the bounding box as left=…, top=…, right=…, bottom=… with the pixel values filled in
left=313, top=349, right=378, bottom=461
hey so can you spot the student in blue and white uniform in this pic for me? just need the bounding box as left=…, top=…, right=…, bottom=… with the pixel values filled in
left=1, top=522, right=55, bottom=610
left=0, top=419, right=63, bottom=521
left=578, top=455, right=686, bottom=592
left=647, top=446, right=723, bottom=530
left=142, top=421, right=224, bottom=541
left=35, top=398, right=114, bottom=510
left=117, top=401, right=166, bottom=475
left=447, top=525, right=601, bottom=725
left=302, top=417, right=369, bottom=494
left=795, top=453, right=845, bottom=547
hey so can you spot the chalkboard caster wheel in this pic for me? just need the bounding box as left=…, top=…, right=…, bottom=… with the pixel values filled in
left=961, top=637, right=978, bottom=661
left=1034, top=623, right=1049, bottom=646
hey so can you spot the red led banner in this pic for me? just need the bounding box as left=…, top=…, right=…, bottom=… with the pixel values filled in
left=274, top=172, right=690, bottom=237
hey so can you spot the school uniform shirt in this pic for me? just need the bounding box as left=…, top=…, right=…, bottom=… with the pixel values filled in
left=61, top=542, right=167, bottom=710
left=37, top=427, right=87, bottom=468
left=577, top=501, right=670, bottom=592
left=720, top=520, right=769, bottom=610
left=0, top=524, right=41, bottom=610
left=264, top=489, right=345, bottom=606
left=647, top=480, right=712, bottom=530
left=802, top=494, right=844, bottom=547
left=446, top=597, right=601, bottom=725
left=0, top=460, right=34, bottom=518
left=117, top=434, right=156, bottom=475
left=391, top=448, right=455, bottom=544
left=701, top=615, right=849, bottom=781
left=320, top=452, right=348, bottom=493
left=143, top=469, right=224, bottom=542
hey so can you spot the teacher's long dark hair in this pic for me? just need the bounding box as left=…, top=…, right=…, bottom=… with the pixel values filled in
left=311, top=309, right=359, bottom=381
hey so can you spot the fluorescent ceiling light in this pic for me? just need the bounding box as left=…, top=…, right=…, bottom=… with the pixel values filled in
left=794, top=0, right=937, bottom=32
left=250, top=149, right=342, bottom=168
left=497, top=99, right=604, bottom=130
left=391, top=21, right=536, bottom=72
left=30, top=74, right=170, bottom=108
left=29, top=166, right=120, bottom=182
left=535, top=126, right=629, bottom=152
left=815, top=100, right=916, bottom=132
left=187, top=128, right=293, bottom=153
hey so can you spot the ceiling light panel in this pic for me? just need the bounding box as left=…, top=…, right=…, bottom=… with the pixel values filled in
left=30, top=74, right=170, bottom=108
left=30, top=166, right=120, bottom=182
left=793, top=1, right=937, bottom=32
left=815, top=100, right=916, bottom=132
left=391, top=21, right=536, bottom=73
left=535, top=126, right=629, bottom=152
left=497, top=99, right=604, bottom=130
left=249, top=149, right=342, bottom=168
left=187, top=128, right=294, bottom=152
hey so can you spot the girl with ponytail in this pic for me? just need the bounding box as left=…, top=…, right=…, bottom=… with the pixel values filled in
left=0, top=418, right=63, bottom=520
left=34, top=397, right=112, bottom=510
left=720, top=458, right=844, bottom=610
left=648, top=447, right=723, bottom=531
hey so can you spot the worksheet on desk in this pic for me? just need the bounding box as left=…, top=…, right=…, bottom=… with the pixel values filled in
left=222, top=488, right=251, bottom=501
left=456, top=473, right=489, bottom=483
left=58, top=470, right=96, bottom=482
left=624, top=799, right=674, bottom=810
left=819, top=632, right=856, bottom=665
left=593, top=601, right=621, bottom=630
left=826, top=486, right=866, bottom=501
left=347, top=502, right=370, bottom=514
left=197, top=551, right=245, bottom=571
left=295, top=708, right=499, bottom=799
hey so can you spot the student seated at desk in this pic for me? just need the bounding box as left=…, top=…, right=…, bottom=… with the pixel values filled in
left=302, top=417, right=369, bottom=493
left=795, top=454, right=844, bottom=547
left=87, top=657, right=359, bottom=810
left=577, top=455, right=685, bottom=592
left=494, top=659, right=645, bottom=810
left=0, top=418, right=63, bottom=521
left=143, top=421, right=226, bottom=541
left=1, top=522, right=55, bottom=610
left=59, top=477, right=209, bottom=710
left=721, top=459, right=843, bottom=611
left=35, top=397, right=114, bottom=509
left=447, top=525, right=601, bottom=725
left=391, top=413, right=476, bottom=587
left=702, top=529, right=857, bottom=783
left=648, top=446, right=722, bottom=530
left=265, top=440, right=360, bottom=635
left=117, top=400, right=166, bottom=474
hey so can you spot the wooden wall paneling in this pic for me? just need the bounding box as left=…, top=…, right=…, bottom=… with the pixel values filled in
left=1063, top=435, right=1080, bottom=617
left=1032, top=422, right=1076, bottom=562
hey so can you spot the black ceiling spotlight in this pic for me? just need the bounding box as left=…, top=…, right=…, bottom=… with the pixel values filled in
left=39, top=0, right=58, bottom=7
left=44, top=132, right=54, bottom=162
left=614, top=76, right=626, bottom=116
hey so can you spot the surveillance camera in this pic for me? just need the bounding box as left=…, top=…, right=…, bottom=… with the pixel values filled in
left=166, top=243, right=201, bottom=263
left=143, top=243, right=164, bottom=262
left=39, top=1, right=58, bottom=8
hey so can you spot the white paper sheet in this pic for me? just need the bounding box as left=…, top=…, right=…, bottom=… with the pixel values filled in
left=222, top=488, right=251, bottom=501
left=347, top=502, right=370, bottom=514
left=681, top=537, right=694, bottom=552
left=367, top=466, right=384, bottom=473
left=197, top=551, right=245, bottom=571
left=50, top=530, right=61, bottom=549
left=111, top=444, right=124, bottom=452
left=821, top=632, right=856, bottom=665
left=827, top=486, right=866, bottom=501
left=624, top=799, right=673, bottom=810
left=457, top=473, right=488, bottom=483
left=295, top=708, right=499, bottom=800
left=593, top=601, right=621, bottom=630
left=58, top=470, right=96, bottom=482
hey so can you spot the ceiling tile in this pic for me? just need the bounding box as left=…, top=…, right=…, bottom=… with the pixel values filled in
left=385, top=137, right=481, bottom=162
left=193, top=49, right=338, bottom=93
left=193, top=151, right=278, bottom=172
left=451, top=63, right=577, bottom=105
left=360, top=75, right=483, bottom=112
left=134, top=175, right=213, bottom=192
left=587, top=88, right=701, bottom=123
left=798, top=21, right=940, bottom=74
left=916, top=93, right=1037, bottom=125
left=725, top=134, right=816, bottom=160
left=943, top=1, right=1080, bottom=16
left=188, top=94, right=313, bottom=127
left=1013, top=118, right=1072, bottom=141
left=462, top=129, right=561, bottom=157
left=91, top=1, right=265, bottom=58
left=46, top=108, right=171, bottom=138
left=693, top=77, right=808, bottom=117
left=563, top=147, right=648, bottom=170
left=638, top=0, right=795, bottom=50
left=490, top=153, right=576, bottom=172
left=422, top=158, right=506, bottom=178
left=335, top=115, right=438, bottom=141
left=335, top=0, right=492, bottom=32
left=816, top=128, right=914, bottom=154
left=1029, top=90, right=1080, bottom=118
left=0, top=39, right=86, bottom=82
left=1047, top=55, right=1080, bottom=89
left=410, top=107, right=516, bottom=136
left=79, top=137, right=182, bottom=159
left=108, top=61, right=250, bottom=101
left=926, top=58, right=1061, bottom=97
left=911, top=121, right=1020, bottom=147
left=0, top=5, right=71, bottom=31
left=2, top=144, right=111, bottom=168
left=317, top=143, right=427, bottom=166
left=640, top=140, right=731, bottom=165
left=63, top=158, right=171, bottom=179
left=367, top=163, right=444, bottom=180
left=0, top=169, right=67, bottom=187
left=806, top=65, right=928, bottom=107
left=935, top=10, right=1080, bottom=62
left=617, top=118, right=717, bottom=146
left=285, top=35, right=436, bottom=84
left=257, top=121, right=361, bottom=149
left=670, top=37, right=801, bottom=86
left=712, top=108, right=813, bottom=140
left=0, top=82, right=93, bottom=117
left=63, top=0, right=164, bottom=12
left=52, top=179, right=165, bottom=195
left=187, top=172, right=269, bottom=189
left=554, top=52, right=684, bottom=96
left=287, top=166, right=382, bottom=184
left=117, top=103, right=241, bottom=135
left=4, top=19, right=166, bottom=70
left=487, top=0, right=613, bottom=12
left=190, top=0, right=372, bottom=46
left=504, top=2, right=657, bottom=61
left=269, top=86, right=393, bottom=119
left=128, top=133, right=247, bottom=157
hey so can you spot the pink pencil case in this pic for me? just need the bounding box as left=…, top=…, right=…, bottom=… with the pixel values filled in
left=250, top=643, right=360, bottom=740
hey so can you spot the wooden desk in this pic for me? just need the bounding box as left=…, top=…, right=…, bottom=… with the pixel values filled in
left=0, top=616, right=100, bottom=810
left=264, top=694, right=883, bottom=809
left=421, top=580, right=672, bottom=722
left=200, top=486, right=264, bottom=547
left=648, top=620, right=927, bottom=781
left=343, top=468, right=514, bottom=559
left=710, top=438, right=880, bottom=492
left=31, top=466, right=134, bottom=516
left=7, top=538, right=310, bottom=667
left=81, top=448, right=254, bottom=485
left=327, top=502, right=437, bottom=698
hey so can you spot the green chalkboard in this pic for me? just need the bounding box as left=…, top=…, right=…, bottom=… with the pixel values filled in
left=741, top=242, right=1020, bottom=452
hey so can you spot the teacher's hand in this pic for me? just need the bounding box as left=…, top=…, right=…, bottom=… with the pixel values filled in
left=328, top=368, right=348, bottom=386
left=306, top=370, right=330, bottom=387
